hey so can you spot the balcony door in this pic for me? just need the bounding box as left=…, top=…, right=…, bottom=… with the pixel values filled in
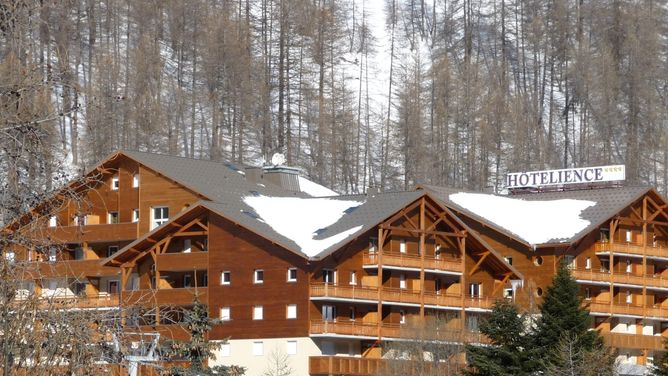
left=108, top=280, right=119, bottom=295
left=322, top=305, right=337, bottom=322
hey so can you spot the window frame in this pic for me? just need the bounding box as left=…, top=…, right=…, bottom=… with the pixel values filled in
left=286, top=304, right=297, bottom=319
left=221, top=271, right=231, bottom=285
left=254, top=269, right=264, bottom=284
left=108, top=211, right=119, bottom=224
left=111, top=175, right=120, bottom=190
left=151, top=206, right=169, bottom=230
left=253, top=305, right=264, bottom=320
left=287, top=268, right=297, bottom=282
left=132, top=174, right=139, bottom=188
left=220, top=307, right=231, bottom=321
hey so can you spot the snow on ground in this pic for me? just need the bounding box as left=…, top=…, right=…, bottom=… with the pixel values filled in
left=298, top=176, right=339, bottom=197
left=243, top=195, right=362, bottom=257
left=449, top=192, right=596, bottom=245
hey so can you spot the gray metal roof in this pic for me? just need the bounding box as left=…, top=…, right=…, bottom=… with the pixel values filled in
left=421, top=184, right=655, bottom=247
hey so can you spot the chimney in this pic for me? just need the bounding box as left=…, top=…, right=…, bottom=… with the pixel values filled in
left=262, top=166, right=301, bottom=192
left=245, top=167, right=263, bottom=184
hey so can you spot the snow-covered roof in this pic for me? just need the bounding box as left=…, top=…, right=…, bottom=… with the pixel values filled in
left=243, top=195, right=360, bottom=257
left=422, top=184, right=655, bottom=247
left=449, top=193, right=595, bottom=245
left=298, top=176, right=339, bottom=197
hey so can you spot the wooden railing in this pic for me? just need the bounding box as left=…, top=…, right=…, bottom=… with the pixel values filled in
left=600, top=331, right=665, bottom=350
left=363, top=251, right=463, bottom=273
left=26, top=259, right=120, bottom=279
left=123, top=287, right=208, bottom=306
left=571, top=268, right=668, bottom=290
left=595, top=241, right=668, bottom=259
left=310, top=320, right=489, bottom=343
left=31, top=293, right=120, bottom=309
left=44, top=222, right=138, bottom=243
left=156, top=252, right=208, bottom=272
left=310, top=284, right=495, bottom=311
left=586, top=300, right=668, bottom=318
left=309, top=356, right=465, bottom=376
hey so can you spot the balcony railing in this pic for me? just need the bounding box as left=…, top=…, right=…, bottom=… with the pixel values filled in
left=310, top=320, right=489, bottom=343
left=595, top=241, right=668, bottom=259
left=310, top=284, right=495, bottom=311
left=571, top=268, right=668, bottom=290
left=31, top=293, right=120, bottom=309
left=586, top=300, right=668, bottom=318
left=309, top=356, right=465, bottom=376
left=123, top=287, right=208, bottom=306
left=26, top=259, right=119, bottom=279
left=600, top=331, right=665, bottom=350
left=363, top=252, right=463, bottom=273
left=44, top=222, right=138, bottom=243
left=156, top=252, right=208, bottom=272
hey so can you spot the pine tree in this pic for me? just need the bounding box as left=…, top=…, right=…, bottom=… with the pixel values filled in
left=533, top=262, right=606, bottom=369
left=650, top=341, right=668, bottom=376
left=463, top=300, right=538, bottom=376
left=163, top=297, right=245, bottom=376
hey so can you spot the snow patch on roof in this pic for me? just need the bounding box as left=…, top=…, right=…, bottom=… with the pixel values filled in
left=298, top=176, right=338, bottom=197
left=449, top=192, right=596, bottom=245
left=243, top=195, right=362, bottom=257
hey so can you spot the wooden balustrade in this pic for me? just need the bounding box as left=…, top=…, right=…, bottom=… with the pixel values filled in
left=586, top=300, right=668, bottom=318
left=25, top=259, right=120, bottom=279
left=595, top=241, right=668, bottom=259
left=310, top=320, right=488, bottom=343
left=571, top=268, right=668, bottom=290
left=600, top=331, right=665, bottom=350
left=31, top=293, right=120, bottom=309
left=43, top=222, right=138, bottom=243
left=310, top=283, right=379, bottom=301
left=309, top=356, right=466, bottom=376
left=363, top=252, right=463, bottom=273
left=156, top=252, right=208, bottom=272
left=123, top=287, right=208, bottom=306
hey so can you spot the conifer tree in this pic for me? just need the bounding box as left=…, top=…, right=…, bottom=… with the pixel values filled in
left=533, top=262, right=606, bottom=369
left=463, top=300, right=538, bottom=376
left=650, top=343, right=668, bottom=376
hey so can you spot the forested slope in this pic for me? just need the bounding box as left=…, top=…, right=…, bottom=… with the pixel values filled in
left=1, top=0, right=667, bottom=219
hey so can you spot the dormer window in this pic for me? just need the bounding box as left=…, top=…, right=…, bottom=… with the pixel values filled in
left=111, top=176, right=120, bottom=190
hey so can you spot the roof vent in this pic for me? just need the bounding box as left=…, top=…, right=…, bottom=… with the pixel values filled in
left=262, top=166, right=301, bottom=192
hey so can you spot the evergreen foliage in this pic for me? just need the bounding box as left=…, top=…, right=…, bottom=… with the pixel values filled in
left=163, top=297, right=245, bottom=376
left=533, top=262, right=606, bottom=369
left=463, top=300, right=538, bottom=376
left=650, top=342, right=668, bottom=376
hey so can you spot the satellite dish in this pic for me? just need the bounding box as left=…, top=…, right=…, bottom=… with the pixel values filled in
left=271, top=153, right=286, bottom=166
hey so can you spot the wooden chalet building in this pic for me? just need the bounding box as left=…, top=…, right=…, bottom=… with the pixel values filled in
left=422, top=184, right=668, bottom=375
left=7, top=149, right=667, bottom=376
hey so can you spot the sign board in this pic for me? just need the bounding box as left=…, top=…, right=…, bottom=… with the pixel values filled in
left=506, top=165, right=625, bottom=189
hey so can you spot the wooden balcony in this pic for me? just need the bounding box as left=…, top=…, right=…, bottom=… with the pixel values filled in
left=595, top=241, right=668, bottom=260
left=572, top=268, right=668, bottom=290
left=44, top=222, right=138, bottom=243
left=363, top=252, right=463, bottom=273
left=309, top=356, right=382, bottom=376
left=156, top=252, right=208, bottom=272
left=310, top=320, right=488, bottom=343
left=122, top=287, right=208, bottom=306
left=31, top=293, right=120, bottom=309
left=310, top=284, right=494, bottom=311
left=310, top=283, right=379, bottom=301
left=26, top=259, right=119, bottom=279
left=600, top=332, right=665, bottom=351
left=586, top=300, right=668, bottom=318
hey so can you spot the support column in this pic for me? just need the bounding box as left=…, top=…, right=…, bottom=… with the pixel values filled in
left=377, top=227, right=385, bottom=340
left=610, top=219, right=617, bottom=315
left=419, top=199, right=426, bottom=319
left=459, top=235, right=467, bottom=330
left=642, top=198, right=648, bottom=313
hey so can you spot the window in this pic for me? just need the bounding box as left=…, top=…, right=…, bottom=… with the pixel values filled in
left=48, top=216, right=57, bottom=227
left=467, top=315, right=479, bottom=332
left=108, top=280, right=119, bottom=294
left=220, top=343, right=231, bottom=357
left=469, top=283, right=481, bottom=298
left=323, top=269, right=336, bottom=284
left=600, top=228, right=610, bottom=242
left=254, top=269, right=264, bottom=284
left=183, top=239, right=192, bottom=253
left=220, top=307, right=231, bottom=321
left=107, top=246, right=119, bottom=258
left=74, top=247, right=84, bottom=260
left=221, top=271, right=231, bottom=285
left=601, top=259, right=610, bottom=272
left=399, top=239, right=406, bottom=253
left=132, top=174, right=139, bottom=188
left=183, top=275, right=192, bottom=288
left=108, top=211, right=119, bottom=224
left=4, top=251, right=15, bottom=263
left=74, top=214, right=87, bottom=226
left=287, top=268, right=297, bottom=282
left=349, top=307, right=356, bottom=321
left=253, top=306, right=263, bottom=320
left=48, top=247, right=57, bottom=262
left=349, top=271, right=357, bottom=285
left=287, top=304, right=297, bottom=319
left=504, top=256, right=513, bottom=266
left=626, top=290, right=632, bottom=304
left=252, top=341, right=263, bottom=356
left=565, top=255, right=575, bottom=269
left=435, top=244, right=442, bottom=259
left=151, top=207, right=169, bottom=230
left=286, top=340, right=297, bottom=355
left=585, top=257, right=591, bottom=270
left=400, top=310, right=406, bottom=324
left=435, top=279, right=442, bottom=295
left=585, top=288, right=591, bottom=300
left=503, top=288, right=513, bottom=299
left=626, top=259, right=632, bottom=273
left=536, top=287, right=543, bottom=297
left=111, top=176, right=119, bottom=190
left=400, top=274, right=407, bottom=289
left=132, top=209, right=139, bottom=223
left=626, top=230, right=633, bottom=243
left=322, top=305, right=336, bottom=322
left=534, top=256, right=543, bottom=266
